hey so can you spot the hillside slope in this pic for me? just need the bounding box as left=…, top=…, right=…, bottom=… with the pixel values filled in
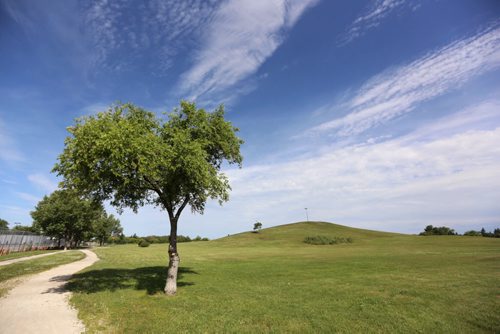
left=214, top=221, right=405, bottom=246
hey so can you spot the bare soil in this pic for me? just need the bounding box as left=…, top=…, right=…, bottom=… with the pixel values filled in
left=0, top=249, right=98, bottom=334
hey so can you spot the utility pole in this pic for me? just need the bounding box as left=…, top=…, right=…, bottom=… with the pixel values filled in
left=304, top=208, right=309, bottom=222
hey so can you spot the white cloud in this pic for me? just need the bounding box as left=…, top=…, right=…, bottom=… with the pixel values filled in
left=215, top=102, right=500, bottom=234
left=83, top=0, right=220, bottom=74
left=3, top=0, right=221, bottom=75
left=178, top=0, right=318, bottom=101
left=340, top=0, right=409, bottom=44
left=28, top=173, right=58, bottom=193
left=310, top=26, right=500, bottom=136
left=100, top=102, right=500, bottom=237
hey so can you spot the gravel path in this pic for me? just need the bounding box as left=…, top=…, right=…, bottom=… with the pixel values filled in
left=0, top=249, right=98, bottom=334
left=0, top=250, right=64, bottom=267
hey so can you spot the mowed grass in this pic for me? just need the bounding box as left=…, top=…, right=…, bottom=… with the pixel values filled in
left=0, top=249, right=58, bottom=262
left=69, top=222, right=500, bottom=333
left=0, top=250, right=85, bottom=297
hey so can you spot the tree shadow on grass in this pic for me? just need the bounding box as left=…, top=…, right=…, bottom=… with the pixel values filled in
left=63, top=266, right=198, bottom=295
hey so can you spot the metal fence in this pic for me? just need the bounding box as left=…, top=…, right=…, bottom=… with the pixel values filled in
left=0, top=230, right=58, bottom=255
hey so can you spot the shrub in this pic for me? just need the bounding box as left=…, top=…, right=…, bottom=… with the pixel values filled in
left=138, top=240, right=150, bottom=247
left=419, top=225, right=456, bottom=236
left=463, top=230, right=482, bottom=236
left=304, top=235, right=353, bottom=245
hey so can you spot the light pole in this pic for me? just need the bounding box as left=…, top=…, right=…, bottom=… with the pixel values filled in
left=304, top=208, right=309, bottom=222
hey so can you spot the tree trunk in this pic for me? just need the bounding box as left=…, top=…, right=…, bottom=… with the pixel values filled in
left=165, top=252, right=180, bottom=295
left=164, top=217, right=179, bottom=295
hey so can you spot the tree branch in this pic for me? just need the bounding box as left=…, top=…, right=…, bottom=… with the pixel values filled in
left=174, top=196, right=190, bottom=221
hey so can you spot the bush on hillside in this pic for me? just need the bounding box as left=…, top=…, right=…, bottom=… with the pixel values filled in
left=304, top=235, right=353, bottom=245
left=419, top=225, right=456, bottom=236
left=463, top=230, right=482, bottom=236
left=138, top=239, right=150, bottom=247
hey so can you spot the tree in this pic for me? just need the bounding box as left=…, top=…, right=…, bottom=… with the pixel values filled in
left=253, top=221, right=262, bottom=233
left=494, top=228, right=500, bottom=238
left=93, top=213, right=122, bottom=246
left=31, top=189, right=103, bottom=249
left=463, top=230, right=482, bottom=236
left=53, top=101, right=243, bottom=295
left=419, top=225, right=456, bottom=236
left=0, top=218, right=8, bottom=230
left=12, top=225, right=39, bottom=233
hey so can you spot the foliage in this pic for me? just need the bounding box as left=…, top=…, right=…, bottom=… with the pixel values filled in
left=419, top=225, right=456, bottom=236
left=303, top=235, right=353, bottom=245
left=12, top=225, right=39, bottom=234
left=0, top=218, right=8, bottom=230
left=31, top=189, right=103, bottom=248
left=53, top=101, right=242, bottom=217
left=93, top=213, right=122, bottom=246
left=463, top=230, right=482, bottom=236
left=138, top=240, right=150, bottom=247
left=53, top=101, right=243, bottom=293
left=478, top=227, right=500, bottom=238
left=253, top=221, right=262, bottom=233
left=69, top=222, right=500, bottom=333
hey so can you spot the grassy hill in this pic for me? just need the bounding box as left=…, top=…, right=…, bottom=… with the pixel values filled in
left=68, top=221, right=499, bottom=333
left=216, top=221, right=402, bottom=244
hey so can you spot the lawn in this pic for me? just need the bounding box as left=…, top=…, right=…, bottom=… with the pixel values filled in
left=0, top=249, right=58, bottom=262
left=0, top=250, right=85, bottom=297
left=69, top=222, right=500, bottom=333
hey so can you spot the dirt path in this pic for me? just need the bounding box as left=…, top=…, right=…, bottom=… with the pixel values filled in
left=0, top=249, right=98, bottom=334
left=0, top=250, right=64, bottom=267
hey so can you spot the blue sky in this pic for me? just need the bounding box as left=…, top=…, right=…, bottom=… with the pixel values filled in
left=1, top=0, right=499, bottom=238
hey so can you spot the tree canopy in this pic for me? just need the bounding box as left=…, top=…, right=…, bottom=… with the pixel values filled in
left=53, top=101, right=243, bottom=294
left=93, top=213, right=122, bottom=246
left=31, top=189, right=104, bottom=249
left=0, top=218, right=8, bottom=230
left=419, top=225, right=456, bottom=236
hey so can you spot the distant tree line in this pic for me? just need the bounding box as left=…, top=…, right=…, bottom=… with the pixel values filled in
left=112, top=234, right=209, bottom=245
left=420, top=225, right=500, bottom=237
left=463, top=228, right=500, bottom=238
left=0, top=190, right=122, bottom=249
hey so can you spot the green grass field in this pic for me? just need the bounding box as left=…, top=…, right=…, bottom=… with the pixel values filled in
left=68, top=222, right=500, bottom=333
left=0, top=249, right=58, bottom=262
left=0, top=250, right=85, bottom=297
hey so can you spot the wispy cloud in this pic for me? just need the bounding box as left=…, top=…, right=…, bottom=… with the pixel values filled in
left=3, top=0, right=220, bottom=75
left=0, top=118, right=24, bottom=162
left=28, top=173, right=58, bottom=193
left=178, top=0, right=318, bottom=101
left=83, top=0, right=220, bottom=74
left=16, top=192, right=40, bottom=204
left=340, top=0, right=410, bottom=44
left=310, top=25, right=500, bottom=136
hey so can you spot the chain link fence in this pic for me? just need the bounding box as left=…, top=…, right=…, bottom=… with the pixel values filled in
left=0, top=230, right=59, bottom=255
